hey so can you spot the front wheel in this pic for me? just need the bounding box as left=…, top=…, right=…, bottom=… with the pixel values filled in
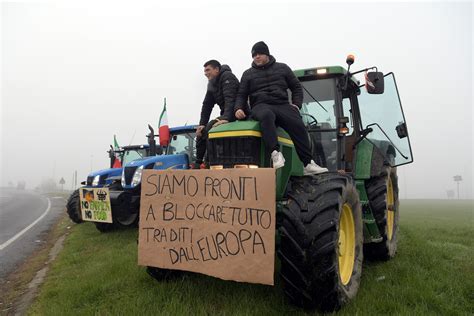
left=278, top=173, right=363, bottom=312
left=94, top=222, right=115, bottom=233
left=66, top=189, right=83, bottom=224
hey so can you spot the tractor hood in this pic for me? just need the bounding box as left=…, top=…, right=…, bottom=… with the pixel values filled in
left=124, top=153, right=189, bottom=170
left=88, top=168, right=122, bottom=178
left=86, top=168, right=123, bottom=187
left=121, top=154, right=190, bottom=189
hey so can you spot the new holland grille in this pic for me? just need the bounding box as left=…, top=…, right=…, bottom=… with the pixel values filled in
left=86, top=176, right=94, bottom=186
left=207, top=136, right=261, bottom=167
left=123, top=166, right=138, bottom=185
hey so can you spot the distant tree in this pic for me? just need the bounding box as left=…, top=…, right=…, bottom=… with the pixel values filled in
left=39, top=178, right=58, bottom=193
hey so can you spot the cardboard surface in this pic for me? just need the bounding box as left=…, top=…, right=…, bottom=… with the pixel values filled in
left=138, top=168, right=276, bottom=285
left=79, top=187, right=113, bottom=223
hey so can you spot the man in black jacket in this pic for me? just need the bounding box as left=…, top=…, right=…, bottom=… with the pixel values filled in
left=195, top=59, right=239, bottom=167
left=234, top=41, right=327, bottom=175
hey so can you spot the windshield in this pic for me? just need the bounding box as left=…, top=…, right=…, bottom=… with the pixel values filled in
left=300, top=78, right=337, bottom=129
left=121, top=148, right=148, bottom=165
left=166, top=132, right=197, bottom=161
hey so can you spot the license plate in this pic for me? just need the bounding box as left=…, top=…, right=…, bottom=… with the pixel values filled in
left=79, top=188, right=113, bottom=223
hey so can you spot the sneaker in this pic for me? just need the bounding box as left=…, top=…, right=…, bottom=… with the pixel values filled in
left=303, top=160, right=328, bottom=175
left=271, top=150, right=285, bottom=169
left=190, top=162, right=202, bottom=169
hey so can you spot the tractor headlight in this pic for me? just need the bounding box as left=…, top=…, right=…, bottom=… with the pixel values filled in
left=92, top=175, right=100, bottom=187
left=131, top=165, right=144, bottom=187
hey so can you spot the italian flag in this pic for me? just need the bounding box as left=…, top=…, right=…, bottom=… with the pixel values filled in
left=159, top=98, right=170, bottom=146
left=112, top=134, right=122, bottom=168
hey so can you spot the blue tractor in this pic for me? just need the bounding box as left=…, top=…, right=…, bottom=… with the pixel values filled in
left=94, top=125, right=197, bottom=232
left=66, top=126, right=162, bottom=224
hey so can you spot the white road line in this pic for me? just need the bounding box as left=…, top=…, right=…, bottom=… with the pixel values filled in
left=0, top=198, right=51, bottom=251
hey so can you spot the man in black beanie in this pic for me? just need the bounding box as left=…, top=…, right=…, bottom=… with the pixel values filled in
left=234, top=41, right=327, bottom=174
left=195, top=59, right=239, bottom=168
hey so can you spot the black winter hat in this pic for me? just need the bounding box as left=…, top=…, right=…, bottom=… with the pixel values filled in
left=251, top=41, right=270, bottom=57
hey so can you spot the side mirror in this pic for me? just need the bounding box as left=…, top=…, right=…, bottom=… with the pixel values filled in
left=365, top=71, right=384, bottom=94
left=396, top=122, right=408, bottom=139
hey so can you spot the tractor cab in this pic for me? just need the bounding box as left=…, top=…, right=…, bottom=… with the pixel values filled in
left=165, top=125, right=198, bottom=165
left=296, top=60, right=413, bottom=175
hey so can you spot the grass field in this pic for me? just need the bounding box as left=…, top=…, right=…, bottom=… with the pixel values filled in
left=28, top=200, right=473, bottom=315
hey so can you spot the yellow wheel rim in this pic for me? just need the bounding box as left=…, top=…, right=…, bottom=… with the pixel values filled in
left=338, top=203, right=355, bottom=285
left=386, top=176, right=395, bottom=240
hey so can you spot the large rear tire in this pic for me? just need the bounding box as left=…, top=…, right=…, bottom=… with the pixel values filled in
left=66, top=189, right=83, bottom=224
left=146, top=267, right=183, bottom=282
left=278, top=173, right=363, bottom=312
left=364, top=166, right=400, bottom=260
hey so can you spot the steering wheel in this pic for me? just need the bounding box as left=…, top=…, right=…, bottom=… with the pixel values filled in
left=300, top=113, right=318, bottom=127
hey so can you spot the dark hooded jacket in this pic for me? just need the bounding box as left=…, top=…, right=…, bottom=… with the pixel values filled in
left=234, top=56, right=303, bottom=112
left=199, top=65, right=239, bottom=126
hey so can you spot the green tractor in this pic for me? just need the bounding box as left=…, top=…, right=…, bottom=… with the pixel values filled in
left=205, top=56, right=413, bottom=311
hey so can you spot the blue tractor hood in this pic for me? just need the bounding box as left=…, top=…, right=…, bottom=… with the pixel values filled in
left=88, top=168, right=122, bottom=178
left=121, top=154, right=190, bottom=189
left=125, top=153, right=190, bottom=170
left=86, top=167, right=123, bottom=186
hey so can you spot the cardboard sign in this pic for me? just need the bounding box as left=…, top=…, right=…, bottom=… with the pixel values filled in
left=138, top=168, right=276, bottom=285
left=79, top=187, right=113, bottom=223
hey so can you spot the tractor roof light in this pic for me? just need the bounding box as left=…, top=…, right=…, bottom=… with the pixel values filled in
left=316, top=68, right=328, bottom=75
left=346, top=54, right=355, bottom=66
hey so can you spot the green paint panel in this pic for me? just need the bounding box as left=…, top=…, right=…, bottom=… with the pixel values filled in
left=208, top=120, right=303, bottom=200
left=354, top=139, right=373, bottom=180
left=356, top=180, right=382, bottom=242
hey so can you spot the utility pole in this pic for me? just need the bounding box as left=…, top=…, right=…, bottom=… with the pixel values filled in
left=453, top=175, right=462, bottom=199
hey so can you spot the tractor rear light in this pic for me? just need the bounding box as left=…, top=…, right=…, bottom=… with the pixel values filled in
left=210, top=165, right=223, bottom=170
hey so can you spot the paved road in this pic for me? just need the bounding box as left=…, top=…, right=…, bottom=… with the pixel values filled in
left=0, top=188, right=66, bottom=282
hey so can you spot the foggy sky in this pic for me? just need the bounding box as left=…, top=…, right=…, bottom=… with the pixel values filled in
left=1, top=1, right=473, bottom=199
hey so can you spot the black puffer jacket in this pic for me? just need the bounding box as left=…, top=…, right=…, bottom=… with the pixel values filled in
left=199, top=65, right=239, bottom=126
left=235, top=56, right=303, bottom=112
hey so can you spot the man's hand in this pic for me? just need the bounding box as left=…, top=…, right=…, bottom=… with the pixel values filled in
left=196, top=125, right=205, bottom=137
left=290, top=104, right=300, bottom=111
left=235, top=109, right=246, bottom=120
left=212, top=119, right=228, bottom=128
